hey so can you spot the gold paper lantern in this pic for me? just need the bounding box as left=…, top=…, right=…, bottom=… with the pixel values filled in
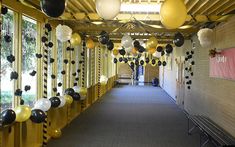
left=160, top=0, right=187, bottom=29
left=70, top=33, right=81, bottom=46
left=86, top=38, right=95, bottom=49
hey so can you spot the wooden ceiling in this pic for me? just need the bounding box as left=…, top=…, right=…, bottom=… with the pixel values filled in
left=21, top=0, right=235, bottom=43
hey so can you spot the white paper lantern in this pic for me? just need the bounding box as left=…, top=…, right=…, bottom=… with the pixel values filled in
left=121, top=34, right=133, bottom=48
left=96, top=0, right=121, bottom=20
left=197, top=28, right=214, bottom=47
left=56, top=24, right=72, bottom=42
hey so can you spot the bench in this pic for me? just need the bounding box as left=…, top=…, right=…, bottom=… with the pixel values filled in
left=187, top=115, right=235, bottom=147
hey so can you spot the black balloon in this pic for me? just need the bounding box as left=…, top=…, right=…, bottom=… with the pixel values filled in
left=161, top=51, right=165, bottom=56
left=7, top=54, right=15, bottom=63
left=119, top=49, right=126, bottom=56
left=163, top=61, right=167, bottom=66
left=99, top=35, right=109, bottom=45
left=119, top=57, right=123, bottom=62
left=15, top=89, right=22, bottom=96
left=24, top=85, right=31, bottom=92
left=113, top=58, right=117, bottom=63
left=1, top=6, right=8, bottom=15
left=145, top=58, right=150, bottom=64
left=107, top=40, right=114, bottom=50
left=30, top=70, right=37, bottom=76
left=49, top=97, right=61, bottom=108
left=4, top=35, right=11, bottom=43
left=138, top=46, right=145, bottom=53
left=165, top=44, right=173, bottom=54
left=158, top=61, right=162, bottom=66
left=157, top=46, right=163, bottom=52
left=152, top=59, right=156, bottom=65
left=1, top=109, right=16, bottom=125
left=72, top=92, right=80, bottom=101
left=64, top=88, right=75, bottom=96
left=135, top=60, right=139, bottom=65
left=124, top=58, right=128, bottom=63
left=10, top=71, right=18, bottom=80
left=140, top=60, right=144, bottom=65
left=173, top=32, right=184, bottom=47
left=40, top=0, right=65, bottom=18
left=30, top=109, right=46, bottom=123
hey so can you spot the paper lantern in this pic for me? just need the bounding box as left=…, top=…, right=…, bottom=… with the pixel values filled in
left=96, top=0, right=121, bottom=20
left=86, top=38, right=95, bottom=49
left=71, top=33, right=81, bottom=47
left=160, top=0, right=187, bottom=29
left=56, top=24, right=72, bottom=42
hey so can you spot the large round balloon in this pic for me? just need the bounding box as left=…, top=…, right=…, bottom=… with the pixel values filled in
left=14, top=105, right=31, bottom=122
left=86, top=38, right=95, bottom=49
left=107, top=40, right=114, bottom=50
left=30, top=109, right=46, bottom=123
left=96, top=0, right=121, bottom=20
left=165, top=44, right=173, bottom=54
left=160, top=0, right=187, bottom=29
left=1, top=109, right=16, bottom=125
left=72, top=92, right=80, bottom=101
left=40, top=0, right=65, bottom=18
left=64, top=88, right=75, bottom=96
left=34, top=98, right=51, bottom=112
left=121, top=34, right=132, bottom=48
left=64, top=95, right=73, bottom=105
left=146, top=37, right=158, bottom=49
left=70, top=33, right=81, bottom=46
left=56, top=25, right=72, bottom=42
left=113, top=49, right=119, bottom=56
left=50, top=129, right=62, bottom=139
left=173, top=32, right=184, bottom=47
left=49, top=97, right=61, bottom=108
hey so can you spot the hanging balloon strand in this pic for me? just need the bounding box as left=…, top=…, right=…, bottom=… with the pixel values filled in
left=81, top=38, right=86, bottom=109
left=97, top=47, right=101, bottom=99
left=42, top=23, right=51, bottom=147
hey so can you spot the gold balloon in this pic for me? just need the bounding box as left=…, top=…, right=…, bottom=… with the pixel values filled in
left=148, top=48, right=156, bottom=54
left=14, top=105, right=31, bottom=122
left=70, top=33, right=81, bottom=46
left=50, top=129, right=62, bottom=139
left=160, top=0, right=187, bottom=29
left=147, top=37, right=158, bottom=49
left=80, top=87, right=87, bottom=96
left=86, top=38, right=95, bottom=49
left=64, top=95, right=73, bottom=105
left=112, top=49, right=119, bottom=56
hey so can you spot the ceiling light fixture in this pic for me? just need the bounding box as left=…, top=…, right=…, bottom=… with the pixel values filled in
left=120, top=3, right=161, bottom=13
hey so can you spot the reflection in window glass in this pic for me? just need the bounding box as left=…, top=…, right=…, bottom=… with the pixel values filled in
left=21, top=16, right=37, bottom=107
left=1, top=10, right=14, bottom=110
left=57, top=41, right=63, bottom=95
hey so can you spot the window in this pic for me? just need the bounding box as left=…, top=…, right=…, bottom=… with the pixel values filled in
left=21, top=16, right=37, bottom=107
left=1, top=9, right=14, bottom=110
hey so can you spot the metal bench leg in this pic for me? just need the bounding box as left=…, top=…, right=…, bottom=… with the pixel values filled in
left=200, top=133, right=209, bottom=147
left=188, top=118, right=196, bottom=135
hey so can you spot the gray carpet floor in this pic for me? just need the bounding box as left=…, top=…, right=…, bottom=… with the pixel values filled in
left=48, top=85, right=201, bottom=147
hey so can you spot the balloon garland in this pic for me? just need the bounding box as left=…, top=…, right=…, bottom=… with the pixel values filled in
left=81, top=37, right=86, bottom=109
left=184, top=40, right=196, bottom=90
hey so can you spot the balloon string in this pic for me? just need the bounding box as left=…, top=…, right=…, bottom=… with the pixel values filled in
left=42, top=24, right=49, bottom=147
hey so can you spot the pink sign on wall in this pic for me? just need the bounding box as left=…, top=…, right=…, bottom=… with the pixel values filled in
left=210, top=48, right=235, bottom=80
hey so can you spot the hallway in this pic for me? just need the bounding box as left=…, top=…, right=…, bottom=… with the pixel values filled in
left=48, top=85, right=199, bottom=147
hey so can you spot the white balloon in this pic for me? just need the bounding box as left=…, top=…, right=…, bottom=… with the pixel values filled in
left=96, top=0, right=121, bottom=20
left=121, top=34, right=133, bottom=48
left=153, top=51, right=161, bottom=58
left=100, top=75, right=108, bottom=85
left=73, top=86, right=80, bottom=93
left=125, top=46, right=133, bottom=53
left=58, top=96, right=66, bottom=108
left=34, top=98, right=51, bottom=112
left=56, top=24, right=72, bottom=42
